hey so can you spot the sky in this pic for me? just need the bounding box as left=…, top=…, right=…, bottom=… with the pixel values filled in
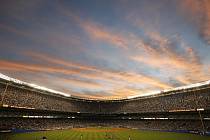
left=0, top=0, right=210, bottom=99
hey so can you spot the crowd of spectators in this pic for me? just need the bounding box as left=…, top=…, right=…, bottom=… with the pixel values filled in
left=1, top=118, right=209, bottom=131
left=0, top=84, right=90, bottom=112
left=1, top=82, right=210, bottom=132
left=0, top=83, right=210, bottom=113
left=114, top=90, right=210, bottom=113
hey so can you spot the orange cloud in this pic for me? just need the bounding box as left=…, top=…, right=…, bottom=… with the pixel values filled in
left=0, top=60, right=82, bottom=75
left=178, top=0, right=210, bottom=45
left=0, top=58, right=174, bottom=99
left=202, top=0, right=210, bottom=45
left=23, top=51, right=172, bottom=89
left=108, top=88, right=144, bottom=98
left=175, top=76, right=191, bottom=85
left=131, top=31, right=208, bottom=83
left=60, top=78, right=103, bottom=90
left=79, top=15, right=200, bottom=85
left=81, top=21, right=128, bottom=49
left=0, top=57, right=172, bottom=91
left=58, top=5, right=129, bottom=49
left=111, top=72, right=172, bottom=89
left=24, top=51, right=97, bottom=72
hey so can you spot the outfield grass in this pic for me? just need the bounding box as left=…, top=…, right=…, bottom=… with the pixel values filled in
left=0, top=127, right=209, bottom=140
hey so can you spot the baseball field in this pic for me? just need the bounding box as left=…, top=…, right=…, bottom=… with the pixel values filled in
left=0, top=127, right=209, bottom=140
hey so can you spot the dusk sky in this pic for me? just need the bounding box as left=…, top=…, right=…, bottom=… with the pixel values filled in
left=0, top=0, right=210, bottom=99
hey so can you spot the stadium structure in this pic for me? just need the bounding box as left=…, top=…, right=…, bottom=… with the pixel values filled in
left=0, top=72, right=210, bottom=139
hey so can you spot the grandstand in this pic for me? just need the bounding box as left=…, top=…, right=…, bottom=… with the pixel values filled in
left=0, top=73, right=210, bottom=140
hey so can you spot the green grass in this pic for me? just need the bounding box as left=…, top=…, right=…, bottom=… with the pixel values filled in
left=0, top=127, right=209, bottom=140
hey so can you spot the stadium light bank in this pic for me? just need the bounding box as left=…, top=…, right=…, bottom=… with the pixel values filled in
left=127, top=80, right=210, bottom=99
left=0, top=73, right=71, bottom=97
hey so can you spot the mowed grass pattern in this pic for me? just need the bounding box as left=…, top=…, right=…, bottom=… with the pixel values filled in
left=0, top=127, right=210, bottom=140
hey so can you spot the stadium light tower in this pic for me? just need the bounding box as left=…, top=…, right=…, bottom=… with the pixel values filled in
left=0, top=82, right=9, bottom=106
left=193, top=91, right=206, bottom=134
